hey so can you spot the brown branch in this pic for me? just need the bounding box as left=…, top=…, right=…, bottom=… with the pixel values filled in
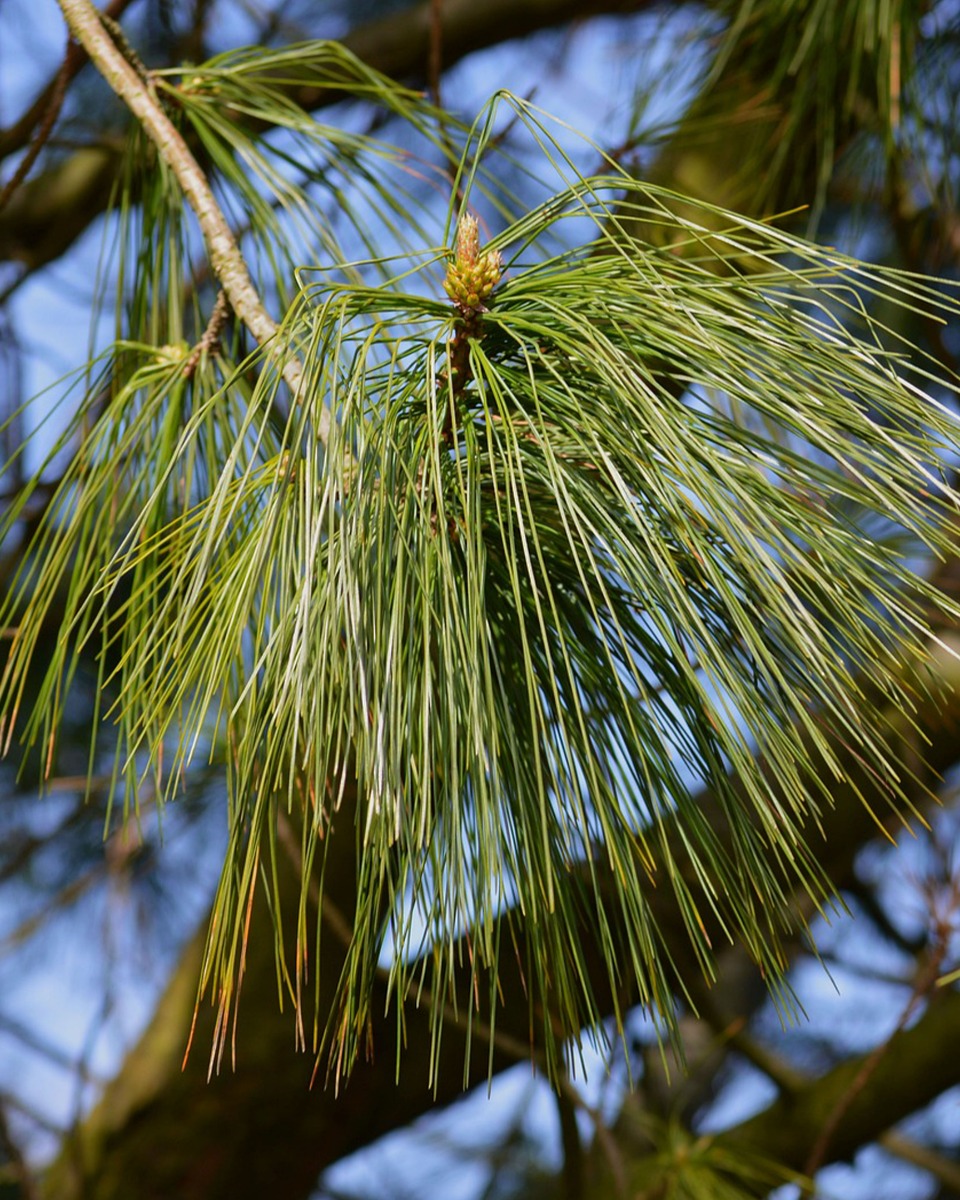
left=0, top=51, right=70, bottom=216
left=556, top=1080, right=586, bottom=1200
left=182, top=289, right=229, bottom=380
left=1, top=0, right=653, bottom=270
left=0, top=0, right=134, bottom=161
left=55, top=0, right=325, bottom=437
left=879, top=1131, right=960, bottom=1193
left=803, top=960, right=943, bottom=1178
left=804, top=868, right=960, bottom=1178
left=728, top=988, right=960, bottom=1184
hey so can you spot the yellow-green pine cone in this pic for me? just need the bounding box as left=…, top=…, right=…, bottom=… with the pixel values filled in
left=444, top=213, right=501, bottom=309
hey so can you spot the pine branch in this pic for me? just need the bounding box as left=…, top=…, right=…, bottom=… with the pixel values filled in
left=54, top=0, right=328, bottom=442
left=1, top=0, right=653, bottom=270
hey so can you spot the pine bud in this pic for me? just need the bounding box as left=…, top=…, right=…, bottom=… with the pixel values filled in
left=444, top=213, right=501, bottom=312
left=456, top=213, right=480, bottom=267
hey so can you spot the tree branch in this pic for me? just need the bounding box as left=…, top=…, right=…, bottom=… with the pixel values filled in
left=53, top=0, right=324, bottom=437
left=1, top=0, right=652, bottom=270
left=0, top=0, right=134, bottom=161
left=0, top=50, right=70, bottom=216
left=727, top=989, right=960, bottom=1182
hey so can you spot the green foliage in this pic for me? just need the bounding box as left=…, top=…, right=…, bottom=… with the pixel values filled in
left=2, top=45, right=960, bottom=1085
left=641, top=0, right=922, bottom=229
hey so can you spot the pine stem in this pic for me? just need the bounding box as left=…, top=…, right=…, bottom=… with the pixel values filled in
left=54, top=0, right=330, bottom=443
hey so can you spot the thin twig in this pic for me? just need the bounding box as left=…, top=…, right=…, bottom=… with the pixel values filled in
left=54, top=0, right=328, bottom=442
left=879, top=1130, right=960, bottom=1193
left=0, top=864, right=106, bottom=954
left=0, top=0, right=133, bottom=160
left=182, top=289, right=230, bottom=380
left=0, top=1010, right=104, bottom=1083
left=428, top=0, right=444, bottom=108
left=804, top=921, right=953, bottom=1177
left=557, top=1075, right=628, bottom=1200
left=0, top=51, right=70, bottom=216
left=0, top=1101, right=40, bottom=1200
left=718, top=1019, right=807, bottom=1094
left=556, top=1078, right=586, bottom=1200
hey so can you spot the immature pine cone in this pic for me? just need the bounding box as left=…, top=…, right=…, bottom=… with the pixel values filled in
left=443, top=213, right=501, bottom=312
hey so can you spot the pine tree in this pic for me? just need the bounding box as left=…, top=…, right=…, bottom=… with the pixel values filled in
left=1, top=3, right=960, bottom=1198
